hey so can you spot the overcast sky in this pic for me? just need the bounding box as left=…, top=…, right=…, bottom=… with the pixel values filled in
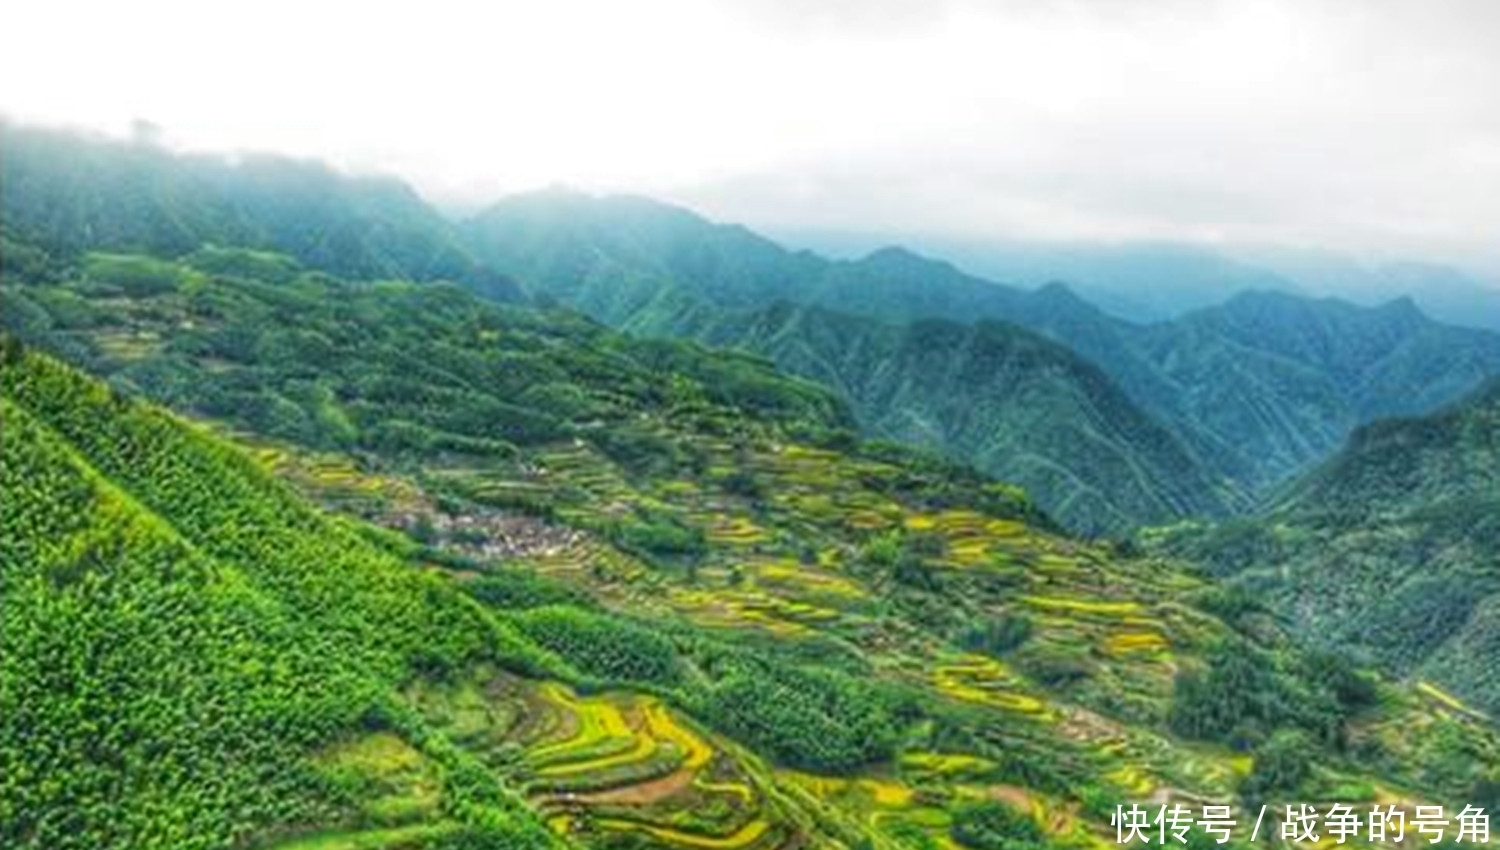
left=4, top=0, right=1498, bottom=273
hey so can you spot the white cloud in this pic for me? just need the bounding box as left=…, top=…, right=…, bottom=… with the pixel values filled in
left=3, top=0, right=1498, bottom=272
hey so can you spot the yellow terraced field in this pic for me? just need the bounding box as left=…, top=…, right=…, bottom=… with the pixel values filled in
left=595, top=817, right=771, bottom=849
left=933, top=657, right=1051, bottom=716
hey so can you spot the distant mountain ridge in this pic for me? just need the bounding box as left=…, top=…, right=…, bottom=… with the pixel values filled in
left=0, top=123, right=522, bottom=300
left=463, top=190, right=1245, bottom=532
left=797, top=231, right=1500, bottom=331
left=640, top=300, right=1243, bottom=532
left=1229, top=246, right=1500, bottom=333
left=8, top=127, right=1500, bottom=533
left=1162, top=378, right=1500, bottom=712
left=464, top=190, right=1500, bottom=512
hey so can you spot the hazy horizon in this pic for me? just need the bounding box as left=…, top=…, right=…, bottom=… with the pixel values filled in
left=5, top=0, right=1499, bottom=281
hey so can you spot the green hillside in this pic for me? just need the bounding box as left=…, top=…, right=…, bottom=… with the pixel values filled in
left=0, top=243, right=851, bottom=476
left=0, top=344, right=562, bottom=848
left=1156, top=379, right=1500, bottom=714
left=635, top=299, right=1241, bottom=534
left=0, top=129, right=1244, bottom=534
left=0, top=123, right=521, bottom=301
left=463, top=191, right=1500, bottom=512
left=11, top=130, right=1498, bottom=533
left=464, top=192, right=1238, bottom=534
left=5, top=237, right=1499, bottom=849
left=5, top=125, right=1500, bottom=850
left=1, top=208, right=1230, bottom=539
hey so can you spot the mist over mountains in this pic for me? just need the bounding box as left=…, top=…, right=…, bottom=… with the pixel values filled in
left=8, top=123, right=1500, bottom=533
left=780, top=228, right=1500, bottom=330
left=7, top=117, right=1500, bottom=850
left=463, top=187, right=1500, bottom=531
left=7, top=1, right=1500, bottom=846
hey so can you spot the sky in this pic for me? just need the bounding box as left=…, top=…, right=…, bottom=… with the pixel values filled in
left=3, top=0, right=1499, bottom=275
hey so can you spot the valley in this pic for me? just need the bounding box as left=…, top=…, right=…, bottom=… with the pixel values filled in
left=3, top=122, right=1499, bottom=850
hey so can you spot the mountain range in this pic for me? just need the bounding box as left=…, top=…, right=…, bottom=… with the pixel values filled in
left=5, top=121, right=1500, bottom=850
left=0, top=122, right=522, bottom=301
left=7, top=123, right=1500, bottom=536
left=791, top=231, right=1500, bottom=332
left=1159, top=377, right=1500, bottom=712
left=462, top=189, right=1500, bottom=528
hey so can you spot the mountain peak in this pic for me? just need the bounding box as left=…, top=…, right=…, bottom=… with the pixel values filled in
left=1033, top=279, right=1085, bottom=303
left=861, top=244, right=935, bottom=266
left=851, top=245, right=973, bottom=282
left=1375, top=294, right=1427, bottom=322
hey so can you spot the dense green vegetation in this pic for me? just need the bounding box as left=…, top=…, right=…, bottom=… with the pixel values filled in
left=14, top=128, right=1499, bottom=534
left=1156, top=378, right=1500, bottom=714
left=462, top=190, right=1500, bottom=525
left=638, top=301, right=1240, bottom=534
left=0, top=123, right=521, bottom=300
left=0, top=242, right=851, bottom=474
left=5, top=124, right=1500, bottom=850
left=0, top=346, right=561, bottom=849
left=6, top=313, right=1496, bottom=848
left=949, top=801, right=1046, bottom=850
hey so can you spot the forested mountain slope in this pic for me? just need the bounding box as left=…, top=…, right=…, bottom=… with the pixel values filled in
left=1157, top=379, right=1500, bottom=714
left=7, top=237, right=1500, bottom=850
left=1140, top=291, right=1500, bottom=488
left=0, top=243, right=852, bottom=474
left=1, top=129, right=1234, bottom=532
left=636, top=298, right=1242, bottom=533
left=11, top=127, right=1497, bottom=532
left=26, top=129, right=1492, bottom=535
left=466, top=192, right=1239, bottom=533
left=0, top=123, right=521, bottom=300
left=0, top=344, right=563, bottom=849
left=465, top=191, right=1500, bottom=506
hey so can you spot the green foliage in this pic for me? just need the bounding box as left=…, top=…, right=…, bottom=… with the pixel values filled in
left=1015, top=642, right=1095, bottom=688
left=514, top=606, right=682, bottom=687
left=691, top=655, right=900, bottom=772
left=0, top=124, right=523, bottom=298
left=83, top=252, right=194, bottom=296
left=607, top=510, right=707, bottom=561
left=960, top=612, right=1035, bottom=657
left=860, top=531, right=904, bottom=567
left=464, top=568, right=597, bottom=612
left=1169, top=378, right=1500, bottom=713
left=6, top=125, right=1500, bottom=850
left=0, top=347, right=558, bottom=848
left=1239, top=730, right=1314, bottom=804
left=1168, top=639, right=1350, bottom=751
left=3, top=250, right=849, bottom=481
left=950, top=801, right=1047, bottom=850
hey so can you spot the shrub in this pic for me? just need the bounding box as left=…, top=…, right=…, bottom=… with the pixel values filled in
left=950, top=801, right=1046, bottom=850
left=960, top=612, right=1035, bottom=657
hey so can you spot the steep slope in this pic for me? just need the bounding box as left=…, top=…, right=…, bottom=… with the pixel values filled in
left=641, top=299, right=1240, bottom=534
left=9, top=257, right=1500, bottom=850
left=469, top=193, right=1235, bottom=533
left=1158, top=379, right=1500, bottom=713
left=0, top=122, right=521, bottom=300
left=7, top=236, right=1500, bottom=849
left=460, top=188, right=821, bottom=318
left=1142, top=292, right=1500, bottom=486
left=465, top=192, right=1500, bottom=503
left=0, top=344, right=563, bottom=849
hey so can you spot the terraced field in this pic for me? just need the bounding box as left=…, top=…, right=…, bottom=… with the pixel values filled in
left=401, top=669, right=814, bottom=850
left=12, top=170, right=1500, bottom=850
left=239, top=423, right=1500, bottom=850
